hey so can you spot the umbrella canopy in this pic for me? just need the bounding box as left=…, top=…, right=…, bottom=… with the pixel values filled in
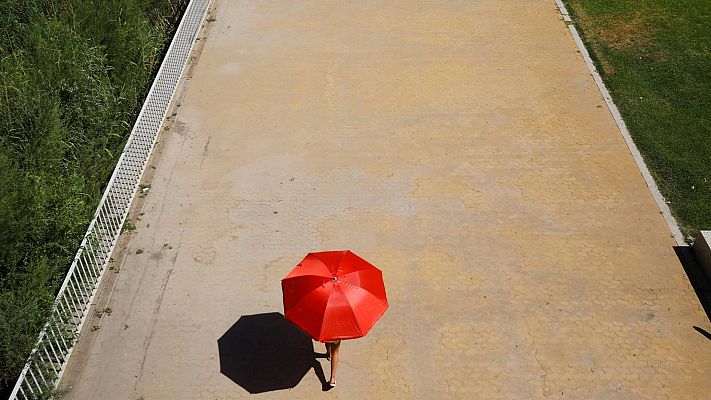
left=282, top=250, right=388, bottom=342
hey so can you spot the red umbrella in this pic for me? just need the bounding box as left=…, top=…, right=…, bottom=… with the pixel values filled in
left=281, top=250, right=388, bottom=342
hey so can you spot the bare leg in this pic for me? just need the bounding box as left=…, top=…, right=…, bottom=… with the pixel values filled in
left=325, top=342, right=331, bottom=361
left=329, top=340, right=341, bottom=386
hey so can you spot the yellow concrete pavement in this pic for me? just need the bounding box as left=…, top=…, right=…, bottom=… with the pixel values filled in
left=60, top=1, right=711, bottom=399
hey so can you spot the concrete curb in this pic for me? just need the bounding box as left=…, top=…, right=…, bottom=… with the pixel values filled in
left=554, top=1, right=685, bottom=245
left=693, top=231, right=711, bottom=280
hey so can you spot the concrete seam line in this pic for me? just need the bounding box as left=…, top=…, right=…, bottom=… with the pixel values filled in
left=554, top=1, right=685, bottom=245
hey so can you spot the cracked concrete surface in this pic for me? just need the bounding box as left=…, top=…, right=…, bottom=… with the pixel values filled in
left=60, top=1, right=711, bottom=399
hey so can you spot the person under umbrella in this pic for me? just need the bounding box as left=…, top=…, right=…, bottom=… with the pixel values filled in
left=282, top=250, right=388, bottom=389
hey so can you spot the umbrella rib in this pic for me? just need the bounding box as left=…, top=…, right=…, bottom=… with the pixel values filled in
left=288, top=282, right=328, bottom=314
left=358, top=286, right=388, bottom=307
left=282, top=276, right=327, bottom=311
left=319, top=283, right=363, bottom=340
left=335, top=250, right=349, bottom=276
left=338, top=271, right=388, bottom=306
left=336, top=251, right=379, bottom=276
left=353, top=283, right=388, bottom=307
left=347, top=287, right=364, bottom=336
left=301, top=256, right=333, bottom=277
left=317, top=288, right=335, bottom=341
left=335, top=281, right=387, bottom=337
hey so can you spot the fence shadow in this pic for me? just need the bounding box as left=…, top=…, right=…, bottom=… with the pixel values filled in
left=218, top=312, right=327, bottom=393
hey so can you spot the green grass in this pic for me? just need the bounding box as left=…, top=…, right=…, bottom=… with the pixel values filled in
left=563, top=0, right=711, bottom=240
left=0, top=0, right=188, bottom=394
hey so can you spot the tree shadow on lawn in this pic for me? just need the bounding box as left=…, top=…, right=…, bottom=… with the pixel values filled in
left=218, top=312, right=330, bottom=393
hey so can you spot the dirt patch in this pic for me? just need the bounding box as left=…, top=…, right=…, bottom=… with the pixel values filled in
left=570, top=6, right=663, bottom=74
left=597, top=12, right=657, bottom=51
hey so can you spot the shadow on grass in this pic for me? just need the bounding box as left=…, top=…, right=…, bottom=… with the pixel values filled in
left=674, top=246, right=711, bottom=341
left=218, top=312, right=329, bottom=393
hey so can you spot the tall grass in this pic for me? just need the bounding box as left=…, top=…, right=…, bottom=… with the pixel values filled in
left=0, top=0, right=188, bottom=394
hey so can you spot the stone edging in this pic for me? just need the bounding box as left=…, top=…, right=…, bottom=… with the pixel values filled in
left=554, top=0, right=685, bottom=245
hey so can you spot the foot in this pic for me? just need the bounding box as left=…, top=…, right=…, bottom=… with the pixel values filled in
left=329, top=379, right=336, bottom=387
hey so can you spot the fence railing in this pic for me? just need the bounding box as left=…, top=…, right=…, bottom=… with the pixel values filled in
left=8, top=1, right=211, bottom=398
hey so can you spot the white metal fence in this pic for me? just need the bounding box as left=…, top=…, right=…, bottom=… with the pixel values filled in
left=9, top=1, right=211, bottom=398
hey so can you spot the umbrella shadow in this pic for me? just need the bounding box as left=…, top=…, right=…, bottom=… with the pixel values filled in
left=218, top=312, right=329, bottom=393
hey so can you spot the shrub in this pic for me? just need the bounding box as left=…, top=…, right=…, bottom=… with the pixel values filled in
left=0, top=0, right=188, bottom=394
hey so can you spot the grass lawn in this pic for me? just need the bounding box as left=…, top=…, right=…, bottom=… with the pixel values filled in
left=563, top=0, right=711, bottom=240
